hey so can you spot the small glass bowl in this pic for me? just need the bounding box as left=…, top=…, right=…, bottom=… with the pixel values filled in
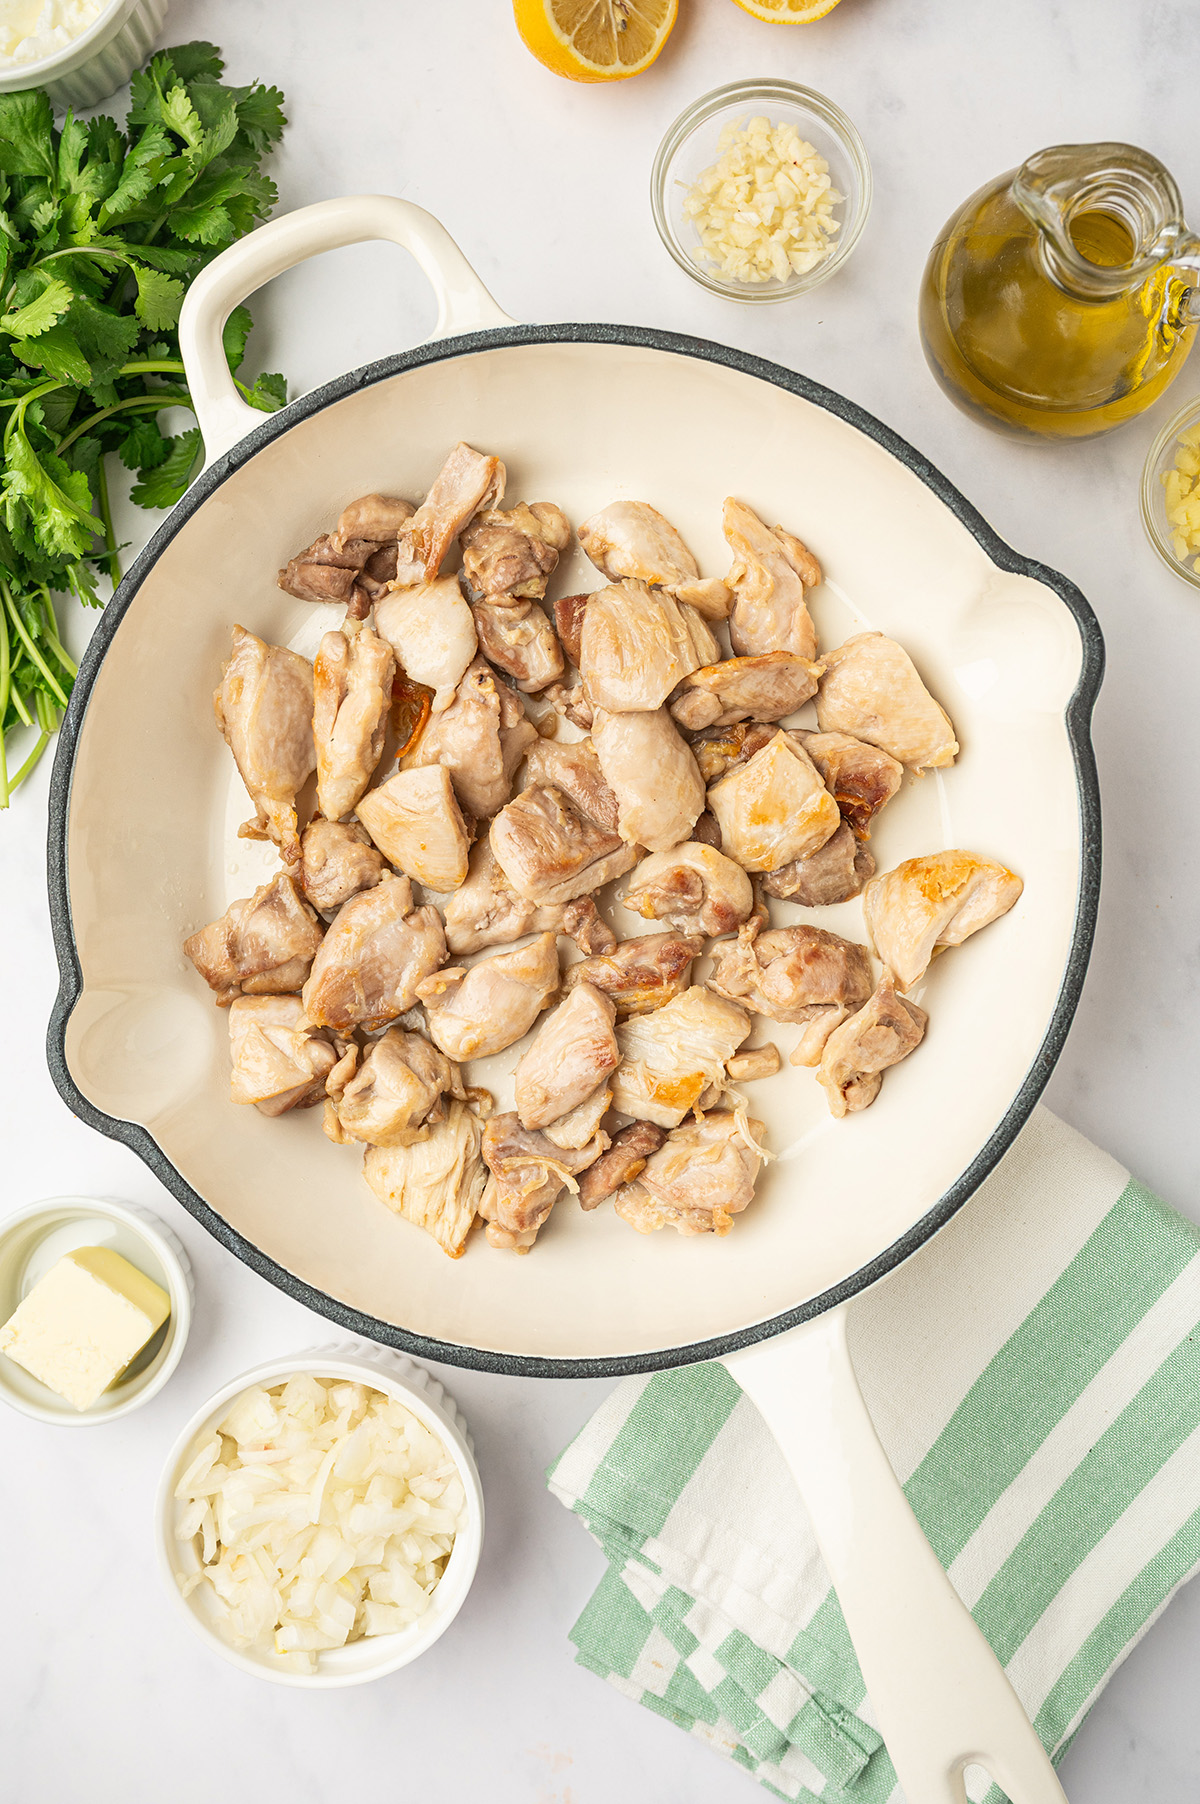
left=1142, top=395, right=1200, bottom=589
left=651, top=79, right=871, bottom=305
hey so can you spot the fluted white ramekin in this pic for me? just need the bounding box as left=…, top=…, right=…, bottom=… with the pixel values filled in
left=0, top=0, right=167, bottom=112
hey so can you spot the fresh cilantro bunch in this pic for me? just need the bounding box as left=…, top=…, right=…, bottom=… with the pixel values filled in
left=0, top=41, right=288, bottom=804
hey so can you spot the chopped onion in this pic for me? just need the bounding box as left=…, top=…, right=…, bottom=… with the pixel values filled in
left=173, top=1376, right=465, bottom=1672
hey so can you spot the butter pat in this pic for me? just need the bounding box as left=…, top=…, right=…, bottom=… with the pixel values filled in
left=0, top=1247, right=170, bottom=1411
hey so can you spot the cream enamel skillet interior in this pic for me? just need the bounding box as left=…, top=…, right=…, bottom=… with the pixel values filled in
left=47, top=198, right=1098, bottom=1802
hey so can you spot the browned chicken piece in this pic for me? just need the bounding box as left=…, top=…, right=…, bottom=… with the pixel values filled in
left=363, top=1100, right=487, bottom=1258
left=331, top=493, right=416, bottom=550
left=591, top=707, right=705, bottom=852
left=402, top=656, right=537, bottom=819
left=817, top=974, right=928, bottom=1117
left=816, top=633, right=958, bottom=770
left=726, top=1043, right=781, bottom=1081
left=543, top=675, right=594, bottom=732
left=560, top=896, right=617, bottom=956
left=707, top=731, right=841, bottom=873
left=514, top=983, right=620, bottom=1131
left=793, top=729, right=904, bottom=840
left=580, top=581, right=717, bottom=714
left=723, top=498, right=821, bottom=661
left=460, top=502, right=570, bottom=602
left=278, top=535, right=368, bottom=607
left=615, top=1111, right=764, bottom=1237
left=298, top=817, right=386, bottom=914
left=227, top=996, right=338, bottom=1117
left=862, top=850, right=1024, bottom=991
left=312, top=625, right=395, bottom=822
left=689, top=720, right=779, bottom=784
left=491, top=741, right=637, bottom=905
left=622, top=840, right=753, bottom=938
left=279, top=495, right=415, bottom=618
left=357, top=765, right=470, bottom=893
left=577, top=501, right=731, bottom=619
left=325, top=1028, right=464, bottom=1148
left=478, top=1114, right=608, bottom=1251
left=524, top=739, right=619, bottom=828
left=669, top=652, right=824, bottom=732
left=553, top=594, right=591, bottom=665
left=708, top=920, right=873, bottom=1065
left=374, top=573, right=479, bottom=713
left=417, top=931, right=559, bottom=1061
left=184, top=872, right=324, bottom=1006
left=611, top=987, right=750, bottom=1128
left=577, top=1120, right=668, bottom=1209
left=541, top=1081, right=612, bottom=1152
left=442, top=839, right=564, bottom=955
left=214, top=625, right=316, bottom=868
left=471, top=599, right=565, bottom=692
left=352, top=543, right=401, bottom=612
left=393, top=442, right=506, bottom=584
left=691, top=809, right=723, bottom=850
left=302, top=876, right=446, bottom=1032
left=563, top=931, right=703, bottom=1017
left=762, top=822, right=876, bottom=907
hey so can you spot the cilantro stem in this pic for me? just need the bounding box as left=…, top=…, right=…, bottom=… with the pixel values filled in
left=94, top=456, right=121, bottom=587
left=8, top=712, right=53, bottom=791
left=0, top=600, right=10, bottom=809
left=2, top=585, right=71, bottom=709
left=55, top=388, right=191, bottom=454
left=36, top=586, right=76, bottom=678
left=9, top=684, right=33, bottom=727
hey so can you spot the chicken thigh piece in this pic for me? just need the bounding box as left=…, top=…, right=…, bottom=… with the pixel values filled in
left=622, top=840, right=753, bottom=938
left=298, top=817, right=386, bottom=914
left=442, top=839, right=564, bottom=955
left=577, top=500, right=731, bottom=619
left=591, top=707, right=705, bottom=852
left=417, top=931, right=560, bottom=1061
left=553, top=594, right=591, bottom=665
left=818, top=974, right=928, bottom=1118
left=214, top=626, right=316, bottom=868
left=577, top=1120, right=668, bottom=1209
left=184, top=873, right=325, bottom=1006
left=363, top=1100, right=487, bottom=1258
left=723, top=499, right=821, bottom=660
left=374, top=573, right=478, bottom=714
left=792, top=729, right=904, bottom=840
left=357, top=765, right=470, bottom=893
left=615, top=1111, right=764, bottom=1237
left=514, top=983, right=620, bottom=1131
left=326, top=1029, right=464, bottom=1148
left=579, top=581, right=714, bottom=713
left=302, top=876, right=446, bottom=1032
left=560, top=896, right=617, bottom=956
left=227, top=996, right=338, bottom=1117
left=611, top=986, right=751, bottom=1128
left=402, top=656, right=537, bottom=819
left=762, top=822, right=875, bottom=907
left=708, top=920, right=873, bottom=1064
left=816, top=634, right=959, bottom=771
left=478, top=1115, right=608, bottom=1251
left=563, top=931, right=703, bottom=1017
left=312, top=625, right=395, bottom=822
left=471, top=599, right=565, bottom=692
left=279, top=494, right=415, bottom=616
left=669, top=651, right=824, bottom=732
left=490, top=785, right=637, bottom=906
left=393, top=442, right=506, bottom=584
left=460, top=502, right=570, bottom=602
left=689, top=720, right=779, bottom=783
left=862, top=850, right=1024, bottom=991
left=707, top=731, right=841, bottom=873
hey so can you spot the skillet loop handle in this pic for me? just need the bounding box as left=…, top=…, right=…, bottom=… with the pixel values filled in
left=723, top=1308, right=1069, bottom=1804
left=177, top=194, right=516, bottom=468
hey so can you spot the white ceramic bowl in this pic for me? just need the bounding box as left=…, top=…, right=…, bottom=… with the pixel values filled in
left=0, top=1195, right=192, bottom=1424
left=155, top=1343, right=485, bottom=1687
left=0, top=0, right=167, bottom=111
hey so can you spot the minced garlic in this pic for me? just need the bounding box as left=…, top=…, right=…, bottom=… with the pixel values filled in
left=1162, top=421, right=1200, bottom=572
left=681, top=115, right=843, bottom=286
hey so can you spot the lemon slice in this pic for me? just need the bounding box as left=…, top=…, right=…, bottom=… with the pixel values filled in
left=513, top=0, right=678, bottom=81
left=730, top=0, right=843, bottom=19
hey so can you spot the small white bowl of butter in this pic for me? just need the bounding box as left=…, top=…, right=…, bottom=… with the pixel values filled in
left=0, top=1195, right=192, bottom=1424
left=0, top=0, right=168, bottom=112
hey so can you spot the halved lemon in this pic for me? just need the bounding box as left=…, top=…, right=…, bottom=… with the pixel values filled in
left=730, top=0, right=843, bottom=19
left=513, top=0, right=678, bottom=82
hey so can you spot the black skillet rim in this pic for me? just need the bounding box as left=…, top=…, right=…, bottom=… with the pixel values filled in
left=44, top=321, right=1105, bottom=1380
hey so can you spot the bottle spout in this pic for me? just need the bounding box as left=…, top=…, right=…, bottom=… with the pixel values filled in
left=1014, top=141, right=1191, bottom=300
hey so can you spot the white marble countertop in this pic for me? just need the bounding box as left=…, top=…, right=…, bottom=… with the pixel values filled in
left=6, top=0, right=1200, bottom=1798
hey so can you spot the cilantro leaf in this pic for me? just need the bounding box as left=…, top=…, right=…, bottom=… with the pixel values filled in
left=96, top=123, right=172, bottom=227
left=0, top=277, right=74, bottom=340
left=130, top=427, right=201, bottom=508
left=3, top=424, right=98, bottom=561
left=66, top=293, right=140, bottom=386
left=132, top=264, right=185, bottom=330
left=246, top=369, right=287, bottom=413
left=12, top=323, right=91, bottom=386
left=0, top=91, right=56, bottom=180
left=222, top=303, right=253, bottom=373
left=117, top=415, right=170, bottom=470
left=161, top=41, right=225, bottom=81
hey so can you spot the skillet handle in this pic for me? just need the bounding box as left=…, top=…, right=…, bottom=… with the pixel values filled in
left=723, top=1307, right=1069, bottom=1804
left=177, top=194, right=516, bottom=467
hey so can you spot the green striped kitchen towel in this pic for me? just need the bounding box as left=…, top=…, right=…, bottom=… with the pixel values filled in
left=548, top=1106, right=1200, bottom=1803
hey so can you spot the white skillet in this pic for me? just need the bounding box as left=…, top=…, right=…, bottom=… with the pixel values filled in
left=48, top=197, right=1101, bottom=1803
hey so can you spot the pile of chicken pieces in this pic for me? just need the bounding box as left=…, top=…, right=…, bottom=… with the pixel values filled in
left=184, top=442, right=1023, bottom=1258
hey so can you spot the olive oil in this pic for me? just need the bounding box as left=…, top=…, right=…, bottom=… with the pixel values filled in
left=919, top=146, right=1200, bottom=441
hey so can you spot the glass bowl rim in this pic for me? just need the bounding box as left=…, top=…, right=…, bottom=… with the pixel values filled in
left=650, top=77, right=873, bottom=305
left=1140, top=393, right=1200, bottom=589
